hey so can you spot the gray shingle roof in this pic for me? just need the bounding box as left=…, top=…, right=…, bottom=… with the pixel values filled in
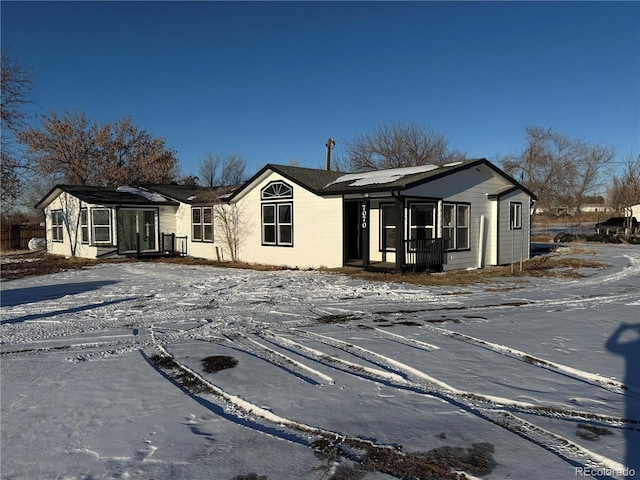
left=35, top=185, right=179, bottom=209
left=139, top=184, right=237, bottom=204
left=230, top=159, right=537, bottom=200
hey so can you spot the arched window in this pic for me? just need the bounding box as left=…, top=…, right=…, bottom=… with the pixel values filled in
left=261, top=181, right=293, bottom=246
left=261, top=181, right=293, bottom=200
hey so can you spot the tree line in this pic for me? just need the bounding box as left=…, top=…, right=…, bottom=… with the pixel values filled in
left=2, top=53, right=638, bottom=223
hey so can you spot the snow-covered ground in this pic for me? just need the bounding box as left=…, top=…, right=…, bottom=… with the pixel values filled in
left=1, top=245, right=639, bottom=480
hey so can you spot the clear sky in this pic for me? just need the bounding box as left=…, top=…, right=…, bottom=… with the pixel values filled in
left=2, top=1, right=639, bottom=179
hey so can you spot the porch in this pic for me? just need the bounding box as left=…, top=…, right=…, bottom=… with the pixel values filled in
left=346, top=238, right=445, bottom=273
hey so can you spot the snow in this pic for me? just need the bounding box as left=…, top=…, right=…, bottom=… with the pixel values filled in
left=326, top=164, right=440, bottom=187
left=116, top=186, right=170, bottom=203
left=1, top=244, right=639, bottom=479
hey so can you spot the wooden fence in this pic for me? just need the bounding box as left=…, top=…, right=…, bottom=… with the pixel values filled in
left=1, top=225, right=46, bottom=251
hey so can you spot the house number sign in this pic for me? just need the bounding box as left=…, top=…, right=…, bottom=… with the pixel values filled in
left=361, top=203, right=367, bottom=229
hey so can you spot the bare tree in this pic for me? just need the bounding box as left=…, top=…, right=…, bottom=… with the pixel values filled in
left=17, top=111, right=178, bottom=186
left=198, top=152, right=219, bottom=187
left=213, top=201, right=251, bottom=262
left=343, top=121, right=456, bottom=172
left=1, top=53, right=34, bottom=211
left=198, top=152, right=246, bottom=186
left=502, top=126, right=614, bottom=214
left=607, top=153, right=640, bottom=212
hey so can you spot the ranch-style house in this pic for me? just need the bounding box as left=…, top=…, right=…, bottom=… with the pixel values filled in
left=35, top=158, right=537, bottom=271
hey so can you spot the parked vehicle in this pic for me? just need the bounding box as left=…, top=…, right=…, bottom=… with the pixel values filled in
left=595, top=216, right=639, bottom=230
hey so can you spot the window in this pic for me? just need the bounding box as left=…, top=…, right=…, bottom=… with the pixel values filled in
left=262, top=202, right=293, bottom=246
left=92, top=208, right=112, bottom=244
left=443, top=204, right=470, bottom=250
left=51, top=210, right=64, bottom=242
left=261, top=181, right=293, bottom=247
left=80, top=209, right=89, bottom=243
left=457, top=205, right=470, bottom=249
left=443, top=205, right=455, bottom=250
left=510, top=202, right=522, bottom=229
left=261, top=181, right=293, bottom=200
left=380, top=204, right=397, bottom=251
left=409, top=203, right=435, bottom=240
left=192, top=207, right=213, bottom=242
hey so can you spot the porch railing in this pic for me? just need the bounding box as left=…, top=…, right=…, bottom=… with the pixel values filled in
left=404, top=238, right=445, bottom=271
left=162, top=234, right=188, bottom=256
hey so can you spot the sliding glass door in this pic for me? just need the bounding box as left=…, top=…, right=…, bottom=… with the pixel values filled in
left=117, top=209, right=158, bottom=254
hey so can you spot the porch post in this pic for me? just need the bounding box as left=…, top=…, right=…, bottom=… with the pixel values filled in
left=394, top=194, right=405, bottom=270
left=361, top=200, right=370, bottom=266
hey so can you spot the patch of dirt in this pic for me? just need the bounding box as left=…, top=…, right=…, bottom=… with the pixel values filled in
left=0, top=252, right=99, bottom=280
left=317, top=314, right=363, bottom=324
left=576, top=423, right=614, bottom=441
left=312, top=439, right=497, bottom=480
left=426, top=318, right=461, bottom=324
left=202, top=355, right=238, bottom=373
left=231, top=474, right=269, bottom=480
left=1, top=249, right=608, bottom=286
left=148, top=354, right=208, bottom=393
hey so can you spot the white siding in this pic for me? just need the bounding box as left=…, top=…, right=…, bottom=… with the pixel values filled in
left=234, top=172, right=343, bottom=268
left=44, top=193, right=114, bottom=259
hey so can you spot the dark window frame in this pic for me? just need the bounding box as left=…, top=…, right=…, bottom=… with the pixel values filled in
left=379, top=203, right=397, bottom=252
left=51, top=210, right=64, bottom=243
left=261, top=201, right=293, bottom=247
left=260, top=181, right=294, bottom=247
left=510, top=202, right=522, bottom=230
left=261, top=181, right=293, bottom=200
left=191, top=206, right=214, bottom=243
left=91, top=207, right=113, bottom=245
left=443, top=202, right=471, bottom=251
left=407, top=201, right=436, bottom=242
left=80, top=208, right=89, bottom=244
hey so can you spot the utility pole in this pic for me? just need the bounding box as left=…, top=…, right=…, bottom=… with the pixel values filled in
left=325, top=138, right=335, bottom=171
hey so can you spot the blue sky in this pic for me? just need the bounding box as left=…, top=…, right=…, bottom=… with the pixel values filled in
left=2, top=1, right=639, bottom=179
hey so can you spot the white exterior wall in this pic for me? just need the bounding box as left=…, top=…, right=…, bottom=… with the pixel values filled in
left=233, top=172, right=343, bottom=269
left=174, top=203, right=217, bottom=260
left=44, top=193, right=116, bottom=259
left=158, top=205, right=177, bottom=236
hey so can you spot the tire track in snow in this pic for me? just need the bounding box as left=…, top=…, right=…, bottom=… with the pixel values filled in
left=275, top=329, right=630, bottom=474
left=421, top=324, right=631, bottom=394
left=142, top=343, right=481, bottom=480
left=219, top=333, right=335, bottom=385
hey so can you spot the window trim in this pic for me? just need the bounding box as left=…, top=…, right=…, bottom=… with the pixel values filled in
left=51, top=210, right=64, bottom=243
left=191, top=206, right=213, bottom=243
left=261, top=181, right=293, bottom=200
left=379, top=203, right=397, bottom=252
left=261, top=201, right=293, bottom=247
left=408, top=202, right=436, bottom=242
left=80, top=208, right=89, bottom=244
left=91, top=207, right=113, bottom=245
left=510, top=202, right=522, bottom=230
left=443, top=202, right=470, bottom=251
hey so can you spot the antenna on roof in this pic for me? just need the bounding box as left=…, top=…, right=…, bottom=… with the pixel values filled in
left=325, top=137, right=335, bottom=171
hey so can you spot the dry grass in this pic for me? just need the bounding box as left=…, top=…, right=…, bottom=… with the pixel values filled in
left=0, top=252, right=100, bottom=280
left=324, top=254, right=606, bottom=287
left=1, top=250, right=607, bottom=286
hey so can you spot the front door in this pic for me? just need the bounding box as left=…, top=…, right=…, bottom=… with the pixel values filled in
left=117, top=209, right=158, bottom=254
left=344, top=200, right=370, bottom=263
left=344, top=202, right=361, bottom=261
